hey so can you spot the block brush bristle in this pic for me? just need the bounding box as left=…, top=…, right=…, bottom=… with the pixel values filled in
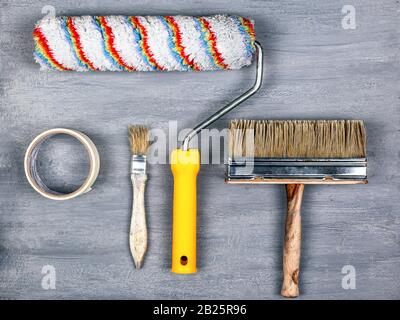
left=227, top=120, right=367, bottom=298
left=229, top=120, right=366, bottom=159
left=129, top=125, right=149, bottom=156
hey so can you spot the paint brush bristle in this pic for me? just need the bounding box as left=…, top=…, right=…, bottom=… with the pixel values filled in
left=229, top=120, right=366, bottom=159
left=129, top=125, right=149, bottom=156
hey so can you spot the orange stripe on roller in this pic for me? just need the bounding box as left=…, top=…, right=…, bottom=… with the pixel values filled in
left=33, top=27, right=70, bottom=71
left=98, top=16, right=135, bottom=71
left=199, top=18, right=228, bottom=69
left=241, top=18, right=256, bottom=41
left=165, top=16, right=200, bottom=71
left=66, top=18, right=98, bottom=70
left=130, top=16, right=164, bottom=70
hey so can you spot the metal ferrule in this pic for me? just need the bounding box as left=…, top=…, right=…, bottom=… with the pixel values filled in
left=131, top=155, right=147, bottom=175
left=226, top=158, right=367, bottom=181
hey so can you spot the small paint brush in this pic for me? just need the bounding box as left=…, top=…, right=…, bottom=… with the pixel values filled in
left=128, top=125, right=150, bottom=269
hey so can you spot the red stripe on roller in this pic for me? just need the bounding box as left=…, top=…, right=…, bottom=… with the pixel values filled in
left=33, top=27, right=70, bottom=71
left=98, top=16, right=135, bottom=71
left=130, top=16, right=164, bottom=70
left=165, top=16, right=200, bottom=71
left=66, top=17, right=98, bottom=70
left=199, top=18, right=228, bottom=69
left=241, top=18, right=256, bottom=40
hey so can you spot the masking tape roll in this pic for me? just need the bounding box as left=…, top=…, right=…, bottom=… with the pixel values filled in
left=24, top=128, right=100, bottom=200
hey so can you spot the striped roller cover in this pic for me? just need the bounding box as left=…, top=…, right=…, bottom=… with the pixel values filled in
left=33, top=15, right=256, bottom=72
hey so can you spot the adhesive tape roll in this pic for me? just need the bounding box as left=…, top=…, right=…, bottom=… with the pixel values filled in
left=24, top=128, right=100, bottom=200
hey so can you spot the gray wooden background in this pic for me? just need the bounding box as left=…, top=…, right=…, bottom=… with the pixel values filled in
left=0, top=0, right=399, bottom=299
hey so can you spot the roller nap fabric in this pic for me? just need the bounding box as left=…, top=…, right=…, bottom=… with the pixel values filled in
left=33, top=15, right=256, bottom=72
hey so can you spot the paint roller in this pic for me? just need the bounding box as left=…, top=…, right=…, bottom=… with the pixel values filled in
left=33, top=15, right=256, bottom=71
left=33, top=14, right=263, bottom=273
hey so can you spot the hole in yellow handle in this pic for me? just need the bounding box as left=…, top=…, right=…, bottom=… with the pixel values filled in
left=180, top=256, right=188, bottom=266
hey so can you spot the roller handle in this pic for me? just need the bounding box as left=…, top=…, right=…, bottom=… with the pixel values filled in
left=281, top=184, right=304, bottom=298
left=171, top=149, right=200, bottom=274
left=129, top=173, right=148, bottom=269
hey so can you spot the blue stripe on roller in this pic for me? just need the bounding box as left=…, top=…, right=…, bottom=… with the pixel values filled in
left=124, top=16, right=155, bottom=71
left=192, top=17, right=220, bottom=70
left=60, top=17, right=88, bottom=69
left=91, top=16, right=123, bottom=70
left=158, top=16, right=188, bottom=70
left=34, top=50, right=56, bottom=70
left=232, top=16, right=254, bottom=58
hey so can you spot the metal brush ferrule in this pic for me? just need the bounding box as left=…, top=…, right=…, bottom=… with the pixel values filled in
left=131, top=155, right=147, bottom=175
left=226, top=158, right=367, bottom=183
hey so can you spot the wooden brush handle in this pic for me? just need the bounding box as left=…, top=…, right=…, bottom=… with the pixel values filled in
left=130, top=173, right=148, bottom=269
left=281, top=184, right=304, bottom=298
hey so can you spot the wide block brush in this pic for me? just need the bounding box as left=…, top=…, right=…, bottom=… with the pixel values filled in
left=227, top=120, right=367, bottom=297
left=128, top=125, right=150, bottom=269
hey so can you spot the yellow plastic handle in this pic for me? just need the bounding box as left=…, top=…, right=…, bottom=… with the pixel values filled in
left=171, top=148, right=200, bottom=274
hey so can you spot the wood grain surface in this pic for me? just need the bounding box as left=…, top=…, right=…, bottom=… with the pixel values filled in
left=0, top=0, right=399, bottom=299
left=281, top=184, right=304, bottom=298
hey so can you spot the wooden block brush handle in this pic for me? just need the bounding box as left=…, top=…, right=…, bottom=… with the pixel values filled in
left=228, top=119, right=367, bottom=297
left=281, top=184, right=304, bottom=298
left=130, top=173, right=148, bottom=269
